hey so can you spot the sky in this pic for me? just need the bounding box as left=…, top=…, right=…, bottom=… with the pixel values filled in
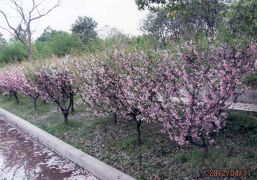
left=0, top=0, right=149, bottom=40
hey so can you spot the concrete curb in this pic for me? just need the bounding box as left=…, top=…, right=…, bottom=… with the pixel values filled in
left=0, top=108, right=135, bottom=180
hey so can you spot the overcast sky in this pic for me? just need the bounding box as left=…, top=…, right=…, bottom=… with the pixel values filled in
left=0, top=0, right=148, bottom=40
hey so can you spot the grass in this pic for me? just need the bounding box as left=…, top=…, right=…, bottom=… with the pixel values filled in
left=0, top=94, right=256, bottom=179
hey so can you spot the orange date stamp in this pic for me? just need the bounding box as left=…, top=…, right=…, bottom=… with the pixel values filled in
left=209, top=169, right=251, bottom=177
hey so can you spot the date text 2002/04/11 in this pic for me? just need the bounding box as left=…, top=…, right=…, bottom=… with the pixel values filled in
left=209, top=169, right=251, bottom=177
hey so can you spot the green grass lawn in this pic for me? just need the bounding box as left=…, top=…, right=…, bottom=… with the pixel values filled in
left=0, top=94, right=257, bottom=179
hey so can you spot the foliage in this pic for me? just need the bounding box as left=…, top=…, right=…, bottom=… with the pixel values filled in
left=84, top=33, right=162, bottom=54
left=71, top=16, right=98, bottom=43
left=0, top=33, right=6, bottom=47
left=34, top=40, right=53, bottom=59
left=214, top=0, right=257, bottom=47
left=0, top=0, right=60, bottom=60
left=0, top=40, right=27, bottom=63
left=36, top=27, right=58, bottom=42
left=34, top=29, right=84, bottom=58
left=225, top=112, right=257, bottom=133
left=137, top=0, right=227, bottom=36
left=224, top=0, right=257, bottom=39
left=243, top=71, right=257, bottom=89
left=49, top=31, right=83, bottom=57
left=141, top=9, right=181, bottom=45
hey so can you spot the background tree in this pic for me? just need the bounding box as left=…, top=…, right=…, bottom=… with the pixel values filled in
left=0, top=40, right=27, bottom=63
left=0, top=33, right=6, bottom=48
left=71, top=16, right=98, bottom=44
left=49, top=31, right=83, bottom=57
left=220, top=0, right=257, bottom=42
left=34, top=30, right=83, bottom=58
left=36, top=27, right=58, bottom=42
left=138, top=0, right=228, bottom=39
left=0, top=0, right=61, bottom=60
left=141, top=9, right=184, bottom=45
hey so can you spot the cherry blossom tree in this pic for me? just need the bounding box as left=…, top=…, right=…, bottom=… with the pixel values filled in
left=25, top=57, right=75, bottom=124
left=149, top=42, right=257, bottom=156
left=77, top=49, right=159, bottom=145
left=0, top=65, right=22, bottom=103
left=17, top=65, right=40, bottom=110
left=77, top=54, right=121, bottom=125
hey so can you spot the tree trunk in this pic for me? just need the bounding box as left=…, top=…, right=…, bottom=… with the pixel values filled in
left=113, top=112, right=117, bottom=125
left=63, top=112, right=69, bottom=125
left=186, top=135, right=209, bottom=158
left=27, top=27, right=33, bottom=61
left=13, top=92, right=19, bottom=104
left=203, top=145, right=209, bottom=158
left=27, top=47, right=32, bottom=61
left=33, top=98, right=37, bottom=110
left=134, top=116, right=142, bottom=146
left=71, top=93, right=74, bottom=113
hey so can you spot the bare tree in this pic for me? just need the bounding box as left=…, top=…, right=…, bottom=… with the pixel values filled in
left=0, top=0, right=61, bottom=60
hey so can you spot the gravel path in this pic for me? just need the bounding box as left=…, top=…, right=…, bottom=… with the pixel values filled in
left=0, top=116, right=98, bottom=180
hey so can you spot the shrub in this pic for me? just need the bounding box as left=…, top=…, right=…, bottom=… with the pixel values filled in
left=243, top=72, right=257, bottom=89
left=49, top=31, right=83, bottom=57
left=225, top=112, right=257, bottom=133
left=34, top=40, right=53, bottom=59
left=0, top=41, right=27, bottom=63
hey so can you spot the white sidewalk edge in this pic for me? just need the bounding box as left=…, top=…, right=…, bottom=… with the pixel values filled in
left=0, top=108, right=135, bottom=180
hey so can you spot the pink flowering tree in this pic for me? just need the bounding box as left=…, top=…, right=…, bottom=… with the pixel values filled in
left=113, top=50, right=159, bottom=145
left=81, top=58, right=121, bottom=125
left=73, top=54, right=120, bottom=125
left=0, top=65, right=23, bottom=103
left=0, top=64, right=42, bottom=109
left=25, top=58, right=76, bottom=124
left=77, top=49, right=159, bottom=145
left=150, top=43, right=257, bottom=156
left=18, top=66, right=40, bottom=110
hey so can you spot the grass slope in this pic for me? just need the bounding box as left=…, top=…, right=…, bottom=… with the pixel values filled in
left=0, top=94, right=256, bottom=179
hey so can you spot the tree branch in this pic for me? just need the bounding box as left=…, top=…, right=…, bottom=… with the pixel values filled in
left=30, top=0, right=60, bottom=22
left=0, top=10, right=17, bottom=32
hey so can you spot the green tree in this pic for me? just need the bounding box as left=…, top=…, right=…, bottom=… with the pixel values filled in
left=214, top=0, right=256, bottom=47
left=71, top=16, right=98, bottom=43
left=49, top=31, right=83, bottom=57
left=0, top=40, right=27, bottom=63
left=0, top=33, right=6, bottom=48
left=141, top=9, right=185, bottom=45
left=0, top=0, right=60, bottom=60
left=137, top=0, right=228, bottom=36
left=34, top=27, right=59, bottom=58
left=36, top=27, right=58, bottom=42
left=225, top=0, right=257, bottom=39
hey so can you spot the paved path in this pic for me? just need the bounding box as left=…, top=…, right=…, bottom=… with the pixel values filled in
left=0, top=117, right=98, bottom=180
left=171, top=97, right=257, bottom=112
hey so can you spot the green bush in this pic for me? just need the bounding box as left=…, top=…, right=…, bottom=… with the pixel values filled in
left=34, top=40, right=53, bottom=59
left=225, top=112, right=257, bottom=133
left=0, top=40, right=27, bottom=63
left=243, top=72, right=257, bottom=89
left=49, top=31, right=84, bottom=57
